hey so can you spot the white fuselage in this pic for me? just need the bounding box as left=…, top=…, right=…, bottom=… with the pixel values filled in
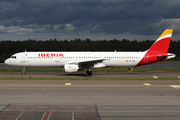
left=5, top=51, right=146, bottom=68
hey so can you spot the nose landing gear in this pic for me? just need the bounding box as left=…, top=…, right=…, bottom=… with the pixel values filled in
left=22, top=67, right=26, bottom=75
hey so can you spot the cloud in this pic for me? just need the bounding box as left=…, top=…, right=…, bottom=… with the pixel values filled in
left=0, top=25, right=32, bottom=35
left=0, top=0, right=180, bottom=40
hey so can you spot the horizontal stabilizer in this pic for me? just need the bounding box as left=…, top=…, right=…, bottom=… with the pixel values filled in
left=157, top=53, right=176, bottom=60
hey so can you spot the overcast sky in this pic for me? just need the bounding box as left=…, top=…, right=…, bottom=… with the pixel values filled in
left=0, top=0, right=180, bottom=40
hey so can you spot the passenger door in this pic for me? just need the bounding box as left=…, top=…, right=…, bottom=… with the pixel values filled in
left=21, top=53, right=26, bottom=63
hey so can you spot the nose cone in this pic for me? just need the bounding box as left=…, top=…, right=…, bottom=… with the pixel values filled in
left=4, top=59, right=10, bottom=65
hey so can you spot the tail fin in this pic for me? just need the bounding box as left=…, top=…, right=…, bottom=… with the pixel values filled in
left=136, top=29, right=174, bottom=66
left=148, top=29, right=173, bottom=54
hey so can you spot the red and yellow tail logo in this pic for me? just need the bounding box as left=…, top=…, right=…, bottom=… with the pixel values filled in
left=158, top=29, right=173, bottom=40
left=136, top=29, right=173, bottom=66
left=148, top=29, right=173, bottom=54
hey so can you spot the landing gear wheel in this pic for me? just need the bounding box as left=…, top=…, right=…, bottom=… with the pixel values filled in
left=22, top=71, right=26, bottom=75
left=87, top=69, right=92, bottom=76
left=22, top=67, right=26, bottom=75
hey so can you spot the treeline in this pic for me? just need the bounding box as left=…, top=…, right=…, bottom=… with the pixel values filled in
left=0, top=38, right=180, bottom=62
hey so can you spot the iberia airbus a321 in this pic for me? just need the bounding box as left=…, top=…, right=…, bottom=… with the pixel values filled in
left=4, top=29, right=175, bottom=75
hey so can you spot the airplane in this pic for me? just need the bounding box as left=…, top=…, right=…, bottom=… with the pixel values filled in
left=4, top=29, right=175, bottom=75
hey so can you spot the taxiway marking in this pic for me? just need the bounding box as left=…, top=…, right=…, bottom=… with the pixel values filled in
left=47, top=111, right=52, bottom=120
left=65, top=83, right=72, bottom=85
left=143, top=83, right=151, bottom=86
left=153, top=75, right=158, bottom=78
left=41, top=112, right=46, bottom=120
left=72, top=111, right=74, bottom=120
left=15, top=111, right=25, bottom=120
left=170, top=85, right=180, bottom=89
left=43, top=111, right=51, bottom=120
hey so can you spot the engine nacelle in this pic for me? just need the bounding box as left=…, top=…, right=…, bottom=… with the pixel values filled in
left=64, top=64, right=79, bottom=72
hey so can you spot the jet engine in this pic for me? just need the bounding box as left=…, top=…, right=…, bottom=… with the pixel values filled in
left=64, top=64, right=79, bottom=72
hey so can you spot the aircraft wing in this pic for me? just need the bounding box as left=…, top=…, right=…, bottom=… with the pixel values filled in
left=78, top=59, right=106, bottom=68
left=65, top=58, right=107, bottom=69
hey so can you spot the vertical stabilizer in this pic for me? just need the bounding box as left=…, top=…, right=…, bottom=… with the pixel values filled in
left=136, top=29, right=173, bottom=66
left=148, top=29, right=173, bottom=54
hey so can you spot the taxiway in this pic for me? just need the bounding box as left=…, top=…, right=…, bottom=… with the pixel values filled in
left=0, top=72, right=180, bottom=119
left=1, top=72, right=180, bottom=78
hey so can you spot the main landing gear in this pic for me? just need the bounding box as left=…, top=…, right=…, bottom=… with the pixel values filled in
left=22, top=67, right=26, bottom=75
left=87, top=69, right=92, bottom=76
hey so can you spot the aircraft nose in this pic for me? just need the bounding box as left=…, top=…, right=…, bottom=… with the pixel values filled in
left=4, top=59, right=10, bottom=65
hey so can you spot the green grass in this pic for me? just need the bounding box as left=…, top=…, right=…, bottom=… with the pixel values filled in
left=0, top=67, right=179, bottom=73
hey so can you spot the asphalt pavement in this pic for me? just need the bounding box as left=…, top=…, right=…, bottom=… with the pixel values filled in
left=0, top=79, right=180, bottom=120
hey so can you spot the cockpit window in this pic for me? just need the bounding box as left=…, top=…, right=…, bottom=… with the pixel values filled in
left=11, top=56, right=16, bottom=59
